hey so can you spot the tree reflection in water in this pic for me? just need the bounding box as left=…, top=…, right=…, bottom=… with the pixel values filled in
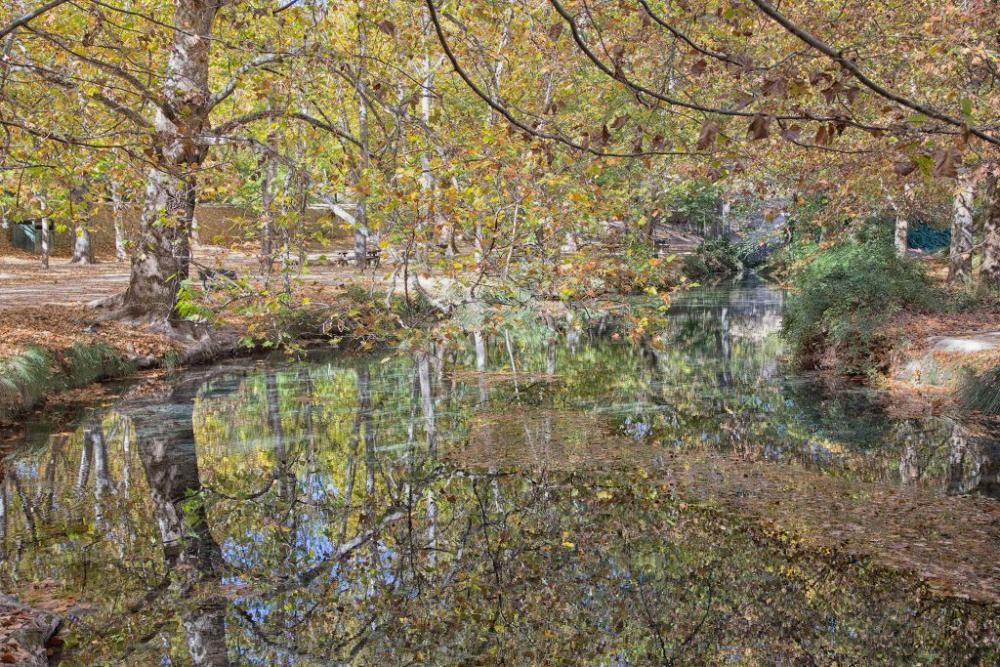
left=1, top=282, right=998, bottom=664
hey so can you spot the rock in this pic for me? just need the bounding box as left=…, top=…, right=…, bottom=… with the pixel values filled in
left=929, top=332, right=1000, bottom=354
left=0, top=595, right=62, bottom=667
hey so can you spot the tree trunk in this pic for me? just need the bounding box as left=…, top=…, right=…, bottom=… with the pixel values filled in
left=71, top=227, right=94, bottom=264
left=948, top=173, right=976, bottom=285
left=133, top=380, right=229, bottom=666
left=110, top=181, right=127, bottom=261
left=894, top=213, right=908, bottom=257
left=352, top=0, right=370, bottom=270
left=259, top=147, right=276, bottom=275
left=39, top=215, right=49, bottom=270
left=69, top=185, right=96, bottom=264
left=120, top=0, right=218, bottom=320
left=981, top=175, right=1000, bottom=290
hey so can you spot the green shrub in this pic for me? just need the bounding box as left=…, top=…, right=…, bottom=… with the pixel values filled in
left=783, top=237, right=943, bottom=377
left=682, top=238, right=742, bottom=281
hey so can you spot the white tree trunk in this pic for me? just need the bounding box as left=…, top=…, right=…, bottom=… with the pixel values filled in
left=894, top=213, right=908, bottom=257
left=110, top=182, right=127, bottom=261
left=121, top=0, right=218, bottom=319
left=948, top=173, right=976, bottom=285
left=70, top=185, right=95, bottom=264
left=38, top=191, right=49, bottom=269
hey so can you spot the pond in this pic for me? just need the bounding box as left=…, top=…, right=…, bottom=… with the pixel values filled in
left=2, top=279, right=999, bottom=665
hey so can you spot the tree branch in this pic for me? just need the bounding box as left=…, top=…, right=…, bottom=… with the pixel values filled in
left=424, top=0, right=698, bottom=158
left=0, top=0, right=72, bottom=40
left=747, top=0, right=1000, bottom=146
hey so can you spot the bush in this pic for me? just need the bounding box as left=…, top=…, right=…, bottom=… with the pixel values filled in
left=783, top=236, right=943, bottom=377
left=682, top=239, right=742, bottom=281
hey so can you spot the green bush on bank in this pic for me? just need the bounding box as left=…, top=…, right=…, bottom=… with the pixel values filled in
left=783, top=235, right=943, bottom=378
left=682, top=238, right=743, bottom=281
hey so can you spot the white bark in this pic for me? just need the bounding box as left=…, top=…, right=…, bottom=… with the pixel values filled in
left=949, top=172, right=976, bottom=284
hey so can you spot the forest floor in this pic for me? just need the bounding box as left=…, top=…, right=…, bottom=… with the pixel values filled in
left=0, top=246, right=395, bottom=422
left=880, top=255, right=1000, bottom=405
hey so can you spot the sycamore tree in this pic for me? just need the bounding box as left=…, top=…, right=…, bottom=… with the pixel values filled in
left=425, top=0, right=999, bottom=285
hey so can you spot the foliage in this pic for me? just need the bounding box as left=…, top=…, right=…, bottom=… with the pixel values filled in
left=783, top=236, right=943, bottom=377
left=657, top=179, right=722, bottom=230
left=0, top=346, right=52, bottom=413
left=682, top=238, right=743, bottom=281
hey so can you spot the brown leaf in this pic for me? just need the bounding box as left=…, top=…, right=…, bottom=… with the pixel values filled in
left=780, top=125, right=802, bottom=141
left=611, top=114, right=630, bottom=130
left=690, top=59, right=707, bottom=76
left=814, top=125, right=830, bottom=145
left=651, top=134, right=665, bottom=150
left=747, top=114, right=770, bottom=141
left=377, top=19, right=396, bottom=36
left=547, top=22, right=563, bottom=41
left=697, top=120, right=721, bottom=150
left=599, top=123, right=612, bottom=146
left=808, top=71, right=830, bottom=86
left=762, top=76, right=787, bottom=98
left=731, top=91, right=754, bottom=110
left=933, top=147, right=960, bottom=178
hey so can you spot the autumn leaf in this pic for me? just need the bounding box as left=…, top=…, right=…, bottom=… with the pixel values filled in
left=377, top=19, right=396, bottom=36
left=696, top=120, right=720, bottom=150
left=547, top=22, right=563, bottom=41
left=610, top=114, right=629, bottom=130
left=780, top=125, right=802, bottom=141
left=747, top=114, right=770, bottom=141
left=932, top=147, right=959, bottom=178
left=762, top=76, right=787, bottom=98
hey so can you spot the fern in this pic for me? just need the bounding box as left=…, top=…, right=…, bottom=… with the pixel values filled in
left=0, top=346, right=54, bottom=411
left=960, top=365, right=1000, bottom=417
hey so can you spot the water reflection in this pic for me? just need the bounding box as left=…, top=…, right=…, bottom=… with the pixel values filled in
left=1, top=281, right=999, bottom=663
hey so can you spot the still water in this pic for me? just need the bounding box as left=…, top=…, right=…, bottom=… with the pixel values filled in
left=2, top=280, right=999, bottom=665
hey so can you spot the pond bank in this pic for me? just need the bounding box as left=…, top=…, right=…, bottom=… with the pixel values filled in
left=2, top=282, right=998, bottom=663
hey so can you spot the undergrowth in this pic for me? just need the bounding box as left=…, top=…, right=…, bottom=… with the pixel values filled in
left=0, top=342, right=130, bottom=419
left=783, top=234, right=945, bottom=378
left=682, top=238, right=743, bottom=281
left=959, top=365, right=1000, bottom=417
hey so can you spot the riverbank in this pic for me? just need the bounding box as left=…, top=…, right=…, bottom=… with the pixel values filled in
left=2, top=284, right=997, bottom=663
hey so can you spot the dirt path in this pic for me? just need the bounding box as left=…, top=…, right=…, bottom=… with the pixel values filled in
left=0, top=245, right=388, bottom=310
